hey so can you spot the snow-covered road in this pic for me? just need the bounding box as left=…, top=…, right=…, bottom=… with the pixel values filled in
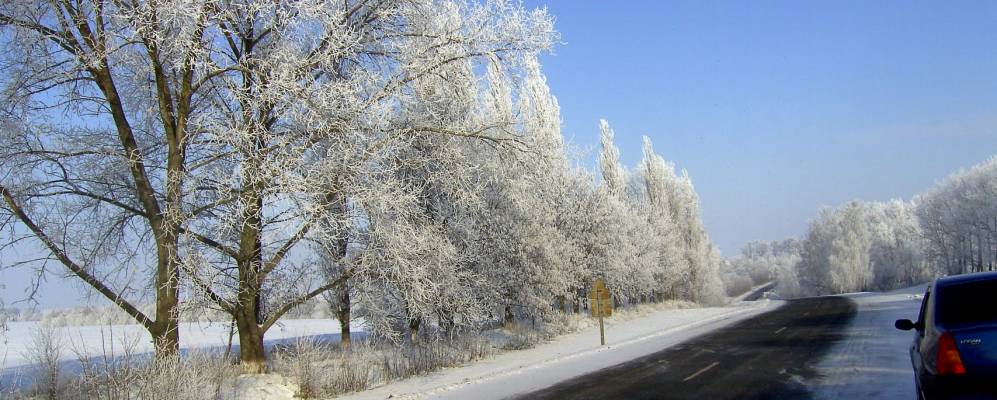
left=808, top=285, right=925, bottom=399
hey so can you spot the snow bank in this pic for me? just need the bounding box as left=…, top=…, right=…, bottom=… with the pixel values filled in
left=220, top=374, right=298, bottom=400
left=730, top=280, right=777, bottom=302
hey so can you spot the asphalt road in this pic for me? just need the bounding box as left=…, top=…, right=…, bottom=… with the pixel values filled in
left=514, top=296, right=857, bottom=400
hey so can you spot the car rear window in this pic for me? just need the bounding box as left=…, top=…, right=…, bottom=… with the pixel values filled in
left=937, top=280, right=997, bottom=326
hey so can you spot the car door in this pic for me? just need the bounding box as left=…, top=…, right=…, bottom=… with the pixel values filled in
left=911, top=289, right=930, bottom=374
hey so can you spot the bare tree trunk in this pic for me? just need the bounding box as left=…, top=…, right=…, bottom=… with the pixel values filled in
left=438, top=309, right=456, bottom=338
left=234, top=262, right=268, bottom=372
left=503, top=305, right=515, bottom=329
left=234, top=131, right=268, bottom=372
left=409, top=317, right=422, bottom=343
left=225, top=318, right=236, bottom=361
left=337, top=285, right=351, bottom=350
left=236, top=307, right=267, bottom=374
left=977, top=231, right=985, bottom=273
left=150, top=228, right=181, bottom=359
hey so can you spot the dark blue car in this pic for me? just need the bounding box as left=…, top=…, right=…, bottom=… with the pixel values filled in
left=896, top=271, right=997, bottom=400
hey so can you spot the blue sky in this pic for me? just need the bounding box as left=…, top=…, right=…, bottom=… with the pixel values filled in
left=529, top=0, right=997, bottom=254
left=4, top=1, right=997, bottom=309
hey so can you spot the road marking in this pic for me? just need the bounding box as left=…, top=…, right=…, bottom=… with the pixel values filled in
left=683, top=361, right=719, bottom=382
left=774, top=327, right=786, bottom=334
left=803, top=312, right=810, bottom=316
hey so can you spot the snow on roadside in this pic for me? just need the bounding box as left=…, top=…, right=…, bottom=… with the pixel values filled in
left=730, top=280, right=777, bottom=303
left=807, top=285, right=926, bottom=400
left=220, top=374, right=298, bottom=400
left=335, top=300, right=779, bottom=400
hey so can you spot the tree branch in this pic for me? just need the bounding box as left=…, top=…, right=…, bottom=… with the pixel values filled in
left=260, top=220, right=311, bottom=278
left=260, top=272, right=349, bottom=332
left=1, top=184, right=155, bottom=331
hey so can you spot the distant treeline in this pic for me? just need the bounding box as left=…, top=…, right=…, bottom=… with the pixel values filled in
left=725, top=156, right=997, bottom=298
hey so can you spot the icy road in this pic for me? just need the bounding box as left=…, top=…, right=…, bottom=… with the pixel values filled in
left=350, top=287, right=923, bottom=400
left=518, top=288, right=923, bottom=400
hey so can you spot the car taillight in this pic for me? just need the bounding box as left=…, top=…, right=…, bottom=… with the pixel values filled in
left=937, top=332, right=966, bottom=375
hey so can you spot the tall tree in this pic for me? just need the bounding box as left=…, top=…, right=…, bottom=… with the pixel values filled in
left=599, top=119, right=626, bottom=199
left=176, top=0, right=556, bottom=372
left=828, top=201, right=873, bottom=293
left=635, top=137, right=686, bottom=299
left=0, top=0, right=222, bottom=358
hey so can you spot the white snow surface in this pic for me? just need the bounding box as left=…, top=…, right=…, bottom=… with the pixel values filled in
left=1, top=318, right=363, bottom=370
left=807, top=285, right=926, bottom=399
left=730, top=280, right=777, bottom=302
left=336, top=300, right=777, bottom=400
left=220, top=374, right=298, bottom=400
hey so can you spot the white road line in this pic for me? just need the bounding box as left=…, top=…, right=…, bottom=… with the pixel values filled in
left=774, top=326, right=787, bottom=334
left=683, top=361, right=720, bottom=382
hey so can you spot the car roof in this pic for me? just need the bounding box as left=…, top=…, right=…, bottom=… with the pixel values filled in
left=936, top=271, right=997, bottom=288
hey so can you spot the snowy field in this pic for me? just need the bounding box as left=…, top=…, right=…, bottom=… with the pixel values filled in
left=2, top=318, right=366, bottom=368
left=808, top=285, right=925, bottom=400
left=0, top=318, right=365, bottom=389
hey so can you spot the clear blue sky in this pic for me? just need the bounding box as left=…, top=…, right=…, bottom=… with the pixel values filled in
left=529, top=0, right=997, bottom=254
left=4, top=1, right=997, bottom=309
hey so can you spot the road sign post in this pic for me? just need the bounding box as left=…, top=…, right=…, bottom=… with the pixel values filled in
left=588, top=278, right=612, bottom=346
left=598, top=297, right=605, bottom=346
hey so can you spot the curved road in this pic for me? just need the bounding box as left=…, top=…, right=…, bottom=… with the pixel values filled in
left=514, top=297, right=857, bottom=400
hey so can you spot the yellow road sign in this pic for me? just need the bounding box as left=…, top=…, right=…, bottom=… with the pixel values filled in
left=588, top=278, right=612, bottom=317
left=588, top=278, right=612, bottom=345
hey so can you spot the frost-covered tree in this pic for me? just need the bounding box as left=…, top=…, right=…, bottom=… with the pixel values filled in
left=595, top=120, right=657, bottom=303
left=595, top=123, right=724, bottom=304
left=633, top=137, right=688, bottom=299
left=794, top=199, right=933, bottom=296
left=1, top=0, right=558, bottom=372
left=797, top=202, right=874, bottom=295
left=599, top=120, right=626, bottom=199
left=177, top=0, right=556, bottom=371
left=724, top=238, right=801, bottom=297
left=798, top=208, right=841, bottom=296
left=0, top=290, right=6, bottom=334
left=673, top=171, right=724, bottom=304
left=466, top=57, right=582, bottom=326
left=0, top=0, right=228, bottom=358
left=737, top=157, right=995, bottom=299
left=867, top=200, right=930, bottom=290
left=917, top=157, right=997, bottom=275
left=827, top=201, right=873, bottom=293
